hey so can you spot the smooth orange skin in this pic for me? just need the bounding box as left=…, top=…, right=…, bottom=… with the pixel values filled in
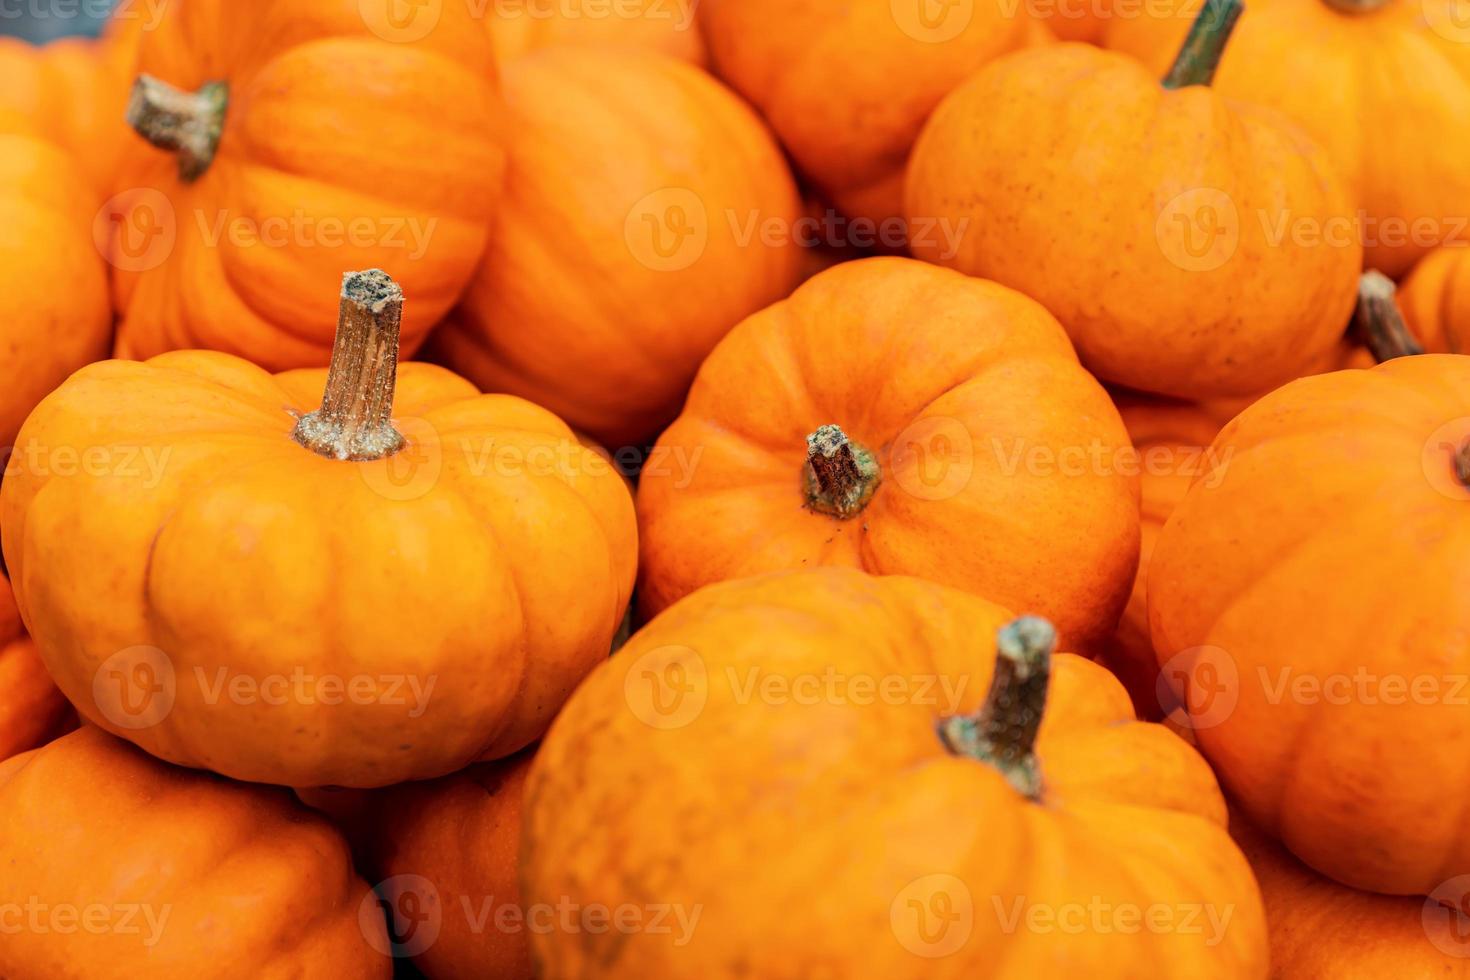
left=109, top=0, right=508, bottom=369
left=1150, top=355, right=1470, bottom=895
left=524, top=569, right=1268, bottom=978
left=1230, top=811, right=1470, bottom=977
left=1105, top=0, right=1470, bottom=278
left=303, top=754, right=535, bottom=980
left=0, top=130, right=112, bottom=450
left=698, top=0, right=1030, bottom=230
left=1400, top=246, right=1470, bottom=356
left=0, top=727, right=390, bottom=979
left=905, top=43, right=1362, bottom=399
left=0, top=574, right=73, bottom=762
left=637, top=257, right=1139, bottom=651
left=1, top=352, right=637, bottom=788
left=431, top=48, right=801, bottom=449
left=489, top=0, right=705, bottom=64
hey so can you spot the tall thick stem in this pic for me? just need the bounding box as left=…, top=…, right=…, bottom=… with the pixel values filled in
left=293, top=271, right=407, bottom=462
left=803, top=425, right=881, bottom=519
left=126, top=74, right=229, bottom=182
left=1162, top=0, right=1245, bottom=90
left=938, top=616, right=1056, bottom=801
left=1353, top=271, right=1424, bottom=362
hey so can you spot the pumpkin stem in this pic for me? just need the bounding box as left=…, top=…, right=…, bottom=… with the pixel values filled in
left=1162, top=0, right=1244, bottom=90
left=1320, top=0, right=1390, bottom=12
left=292, top=270, right=407, bottom=462
left=1353, top=271, right=1423, bottom=362
left=938, top=616, right=1054, bottom=801
left=803, top=425, right=881, bottom=519
left=126, top=74, right=229, bottom=182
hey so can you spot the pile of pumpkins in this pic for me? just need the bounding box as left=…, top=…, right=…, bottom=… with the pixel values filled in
left=1, top=0, right=1468, bottom=977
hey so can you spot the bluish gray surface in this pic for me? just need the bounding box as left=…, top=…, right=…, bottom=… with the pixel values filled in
left=0, top=0, right=116, bottom=41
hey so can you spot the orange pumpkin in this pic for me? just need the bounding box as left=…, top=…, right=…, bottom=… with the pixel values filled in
left=490, top=0, right=704, bottom=64
left=0, top=726, right=390, bottom=977
left=1105, top=0, right=1470, bottom=278
left=431, top=48, right=801, bottom=449
left=0, top=573, right=72, bottom=763
left=905, top=2, right=1362, bottom=399
left=1, top=271, right=637, bottom=788
left=697, top=0, right=1030, bottom=232
left=523, top=569, right=1268, bottom=977
left=636, top=257, right=1139, bottom=650
left=1231, top=810, right=1470, bottom=976
left=1150, top=352, right=1470, bottom=894
left=106, top=0, right=508, bottom=369
left=303, top=754, right=535, bottom=979
left=0, top=126, right=112, bottom=450
left=1400, top=246, right=1470, bottom=356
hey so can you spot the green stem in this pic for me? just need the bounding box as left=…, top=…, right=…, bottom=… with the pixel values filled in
left=938, top=616, right=1056, bottom=801
left=293, top=271, right=407, bottom=462
left=126, top=74, right=229, bottom=182
left=1162, top=0, right=1245, bottom=90
left=803, top=425, right=881, bottom=519
left=1353, top=271, right=1424, bottom=363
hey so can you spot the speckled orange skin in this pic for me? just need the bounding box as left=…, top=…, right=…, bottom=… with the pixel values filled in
left=1106, top=0, right=1470, bottom=278
left=905, top=43, right=1362, bottom=400
left=1150, top=355, right=1470, bottom=895
left=1230, top=811, right=1470, bottom=978
left=1, top=352, right=637, bottom=788
left=698, top=0, right=1030, bottom=231
left=1400, top=247, right=1470, bottom=356
left=308, top=754, right=535, bottom=980
left=109, top=0, right=508, bottom=369
left=489, top=0, right=705, bottom=65
left=523, top=570, right=1268, bottom=979
left=636, top=257, right=1139, bottom=651
left=0, top=129, right=112, bottom=450
left=0, top=727, right=390, bottom=979
left=432, top=48, right=800, bottom=450
left=0, top=574, right=72, bottom=763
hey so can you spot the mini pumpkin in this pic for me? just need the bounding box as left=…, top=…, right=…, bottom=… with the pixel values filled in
left=697, top=0, right=1029, bottom=231
left=1150, top=352, right=1470, bottom=894
left=1400, top=246, right=1470, bottom=357
left=1231, top=810, right=1470, bottom=977
left=524, top=569, right=1268, bottom=977
left=0, top=125, right=112, bottom=450
left=107, top=0, right=508, bottom=369
left=0, top=573, right=72, bottom=763
left=490, top=0, right=704, bottom=64
left=0, top=726, right=390, bottom=978
left=431, top=47, right=800, bottom=449
left=637, top=257, right=1138, bottom=650
left=905, top=0, right=1362, bottom=399
left=1105, top=0, right=1470, bottom=277
left=2, top=271, right=636, bottom=788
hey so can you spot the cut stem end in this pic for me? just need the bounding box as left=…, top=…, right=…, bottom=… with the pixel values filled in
left=1162, top=0, right=1245, bottom=90
left=803, top=424, right=881, bottom=520
left=1353, top=270, right=1424, bottom=363
left=292, top=270, right=407, bottom=462
left=939, top=616, right=1056, bottom=801
left=126, top=74, right=229, bottom=182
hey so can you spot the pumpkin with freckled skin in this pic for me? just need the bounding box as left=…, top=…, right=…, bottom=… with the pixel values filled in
left=0, top=125, right=112, bottom=451
left=523, top=569, right=1268, bottom=978
left=490, top=0, right=705, bottom=64
left=1104, top=0, right=1470, bottom=278
left=107, top=0, right=508, bottom=369
left=0, top=726, right=391, bottom=978
left=432, top=47, right=800, bottom=449
left=905, top=4, right=1362, bottom=399
left=1, top=272, right=636, bottom=789
left=1230, top=811, right=1470, bottom=977
left=1150, top=353, right=1470, bottom=895
left=1399, top=246, right=1470, bottom=357
left=636, top=257, right=1139, bottom=651
left=0, top=574, right=73, bottom=763
left=697, top=0, right=1030, bottom=232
